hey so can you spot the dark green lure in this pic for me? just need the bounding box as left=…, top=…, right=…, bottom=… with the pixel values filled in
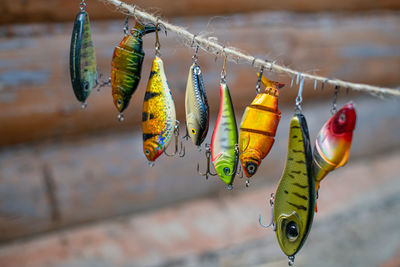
left=70, top=10, right=97, bottom=105
left=111, top=21, right=158, bottom=113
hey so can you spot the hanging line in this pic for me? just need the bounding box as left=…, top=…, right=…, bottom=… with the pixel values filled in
left=101, top=0, right=400, bottom=98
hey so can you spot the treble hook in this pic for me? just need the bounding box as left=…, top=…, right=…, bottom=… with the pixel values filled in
left=164, top=120, right=185, bottom=157
left=259, top=193, right=275, bottom=229
left=197, top=143, right=217, bottom=179
left=182, top=125, right=190, bottom=140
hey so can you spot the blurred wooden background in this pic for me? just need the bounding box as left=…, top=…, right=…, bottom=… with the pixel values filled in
left=0, top=1, right=400, bottom=266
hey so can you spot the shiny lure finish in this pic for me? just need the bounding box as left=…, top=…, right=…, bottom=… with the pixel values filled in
left=239, top=75, right=283, bottom=178
left=185, top=62, right=210, bottom=146
left=313, top=102, right=356, bottom=191
left=111, top=21, right=157, bottom=113
left=273, top=113, right=315, bottom=261
left=70, top=10, right=97, bottom=105
left=210, top=80, right=238, bottom=188
left=142, top=56, right=176, bottom=162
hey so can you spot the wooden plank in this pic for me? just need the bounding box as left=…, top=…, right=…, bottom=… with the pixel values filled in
left=0, top=97, right=399, bottom=242
left=1, top=0, right=400, bottom=25
left=0, top=149, right=399, bottom=266
left=0, top=12, right=399, bottom=146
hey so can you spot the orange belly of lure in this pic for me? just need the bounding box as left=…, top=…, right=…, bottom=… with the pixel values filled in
left=239, top=75, right=284, bottom=178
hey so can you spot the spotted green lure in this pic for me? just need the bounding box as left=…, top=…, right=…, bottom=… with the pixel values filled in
left=273, top=113, right=315, bottom=265
left=210, top=68, right=239, bottom=189
left=70, top=6, right=97, bottom=107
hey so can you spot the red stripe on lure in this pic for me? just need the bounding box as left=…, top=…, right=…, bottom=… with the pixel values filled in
left=210, top=81, right=238, bottom=188
left=313, top=102, right=356, bottom=211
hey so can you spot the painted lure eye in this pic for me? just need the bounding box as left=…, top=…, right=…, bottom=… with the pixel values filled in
left=117, top=99, right=122, bottom=106
left=223, top=167, right=230, bottom=175
left=246, top=162, right=257, bottom=175
left=339, top=113, right=346, bottom=123
left=145, top=149, right=150, bottom=155
left=286, top=221, right=299, bottom=241
left=191, top=128, right=196, bottom=134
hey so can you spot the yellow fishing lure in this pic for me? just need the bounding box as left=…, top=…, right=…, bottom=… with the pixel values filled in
left=142, top=56, right=176, bottom=162
left=239, top=74, right=283, bottom=180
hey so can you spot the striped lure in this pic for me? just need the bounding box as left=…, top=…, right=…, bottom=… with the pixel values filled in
left=210, top=79, right=238, bottom=188
left=112, top=21, right=157, bottom=115
left=273, top=113, right=315, bottom=264
left=185, top=62, right=210, bottom=147
left=239, top=75, right=283, bottom=179
left=142, top=56, right=176, bottom=162
left=70, top=10, right=97, bottom=106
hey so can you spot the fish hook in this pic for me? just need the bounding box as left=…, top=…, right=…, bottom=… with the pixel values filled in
left=259, top=193, right=275, bottom=229
left=197, top=143, right=217, bottom=179
left=181, top=124, right=190, bottom=140
left=164, top=120, right=185, bottom=157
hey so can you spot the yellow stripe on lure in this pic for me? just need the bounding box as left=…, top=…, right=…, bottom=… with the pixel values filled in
left=273, top=113, right=315, bottom=263
left=142, top=56, right=176, bottom=162
left=239, top=74, right=283, bottom=179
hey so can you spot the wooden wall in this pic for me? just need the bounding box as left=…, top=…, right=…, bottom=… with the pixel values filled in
left=0, top=12, right=399, bottom=146
left=0, top=2, right=400, bottom=243
left=1, top=0, right=400, bottom=24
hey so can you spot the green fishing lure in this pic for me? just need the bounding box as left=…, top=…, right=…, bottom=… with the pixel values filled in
left=273, top=113, right=315, bottom=265
left=70, top=8, right=97, bottom=106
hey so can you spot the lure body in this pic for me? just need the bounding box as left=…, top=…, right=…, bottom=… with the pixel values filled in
left=185, top=62, right=210, bottom=146
left=142, top=57, right=176, bottom=162
left=239, top=76, right=283, bottom=177
left=70, top=11, right=97, bottom=104
left=313, top=102, right=356, bottom=191
left=273, top=113, right=315, bottom=258
left=111, top=21, right=157, bottom=113
left=210, top=81, right=238, bottom=186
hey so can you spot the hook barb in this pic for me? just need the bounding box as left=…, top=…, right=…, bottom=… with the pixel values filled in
left=164, top=120, right=185, bottom=157
left=258, top=193, right=275, bottom=229
left=197, top=144, right=217, bottom=179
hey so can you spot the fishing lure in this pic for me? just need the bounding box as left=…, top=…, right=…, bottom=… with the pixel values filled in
left=210, top=58, right=239, bottom=189
left=185, top=48, right=210, bottom=147
left=69, top=1, right=97, bottom=107
left=273, top=113, right=315, bottom=265
left=313, top=102, right=356, bottom=192
left=239, top=74, right=283, bottom=181
left=142, top=27, right=176, bottom=163
left=111, top=19, right=157, bottom=118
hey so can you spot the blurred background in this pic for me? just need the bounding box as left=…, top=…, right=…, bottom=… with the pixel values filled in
left=0, top=0, right=400, bottom=266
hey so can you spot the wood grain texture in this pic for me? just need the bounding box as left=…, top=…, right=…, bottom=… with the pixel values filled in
left=0, top=149, right=399, bottom=266
left=1, top=0, right=400, bottom=24
left=0, top=97, right=399, bottom=242
left=0, top=12, right=399, bottom=146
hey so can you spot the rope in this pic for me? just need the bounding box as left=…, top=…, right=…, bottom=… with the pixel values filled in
left=101, top=0, right=400, bottom=98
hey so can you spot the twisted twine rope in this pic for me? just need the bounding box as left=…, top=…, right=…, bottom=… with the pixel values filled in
left=101, top=0, right=400, bottom=98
